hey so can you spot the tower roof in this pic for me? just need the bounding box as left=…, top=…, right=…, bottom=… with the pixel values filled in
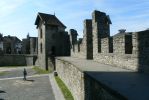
left=35, top=12, right=66, bottom=28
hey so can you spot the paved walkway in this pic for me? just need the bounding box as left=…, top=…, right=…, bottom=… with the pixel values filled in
left=0, top=75, right=55, bottom=100
left=0, top=67, right=64, bottom=100
left=57, top=57, right=149, bottom=100
left=0, top=67, right=35, bottom=79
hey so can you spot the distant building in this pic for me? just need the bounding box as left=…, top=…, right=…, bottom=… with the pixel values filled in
left=22, top=34, right=38, bottom=54
left=22, top=34, right=30, bottom=54
left=0, top=33, right=3, bottom=54
left=35, top=12, right=70, bottom=70
left=3, top=35, right=22, bottom=54
left=29, top=37, right=38, bottom=54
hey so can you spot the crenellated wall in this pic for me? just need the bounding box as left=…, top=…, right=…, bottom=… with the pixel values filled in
left=70, top=19, right=93, bottom=59
left=93, top=30, right=149, bottom=71
left=69, top=10, right=149, bottom=73
left=56, top=58, right=122, bottom=100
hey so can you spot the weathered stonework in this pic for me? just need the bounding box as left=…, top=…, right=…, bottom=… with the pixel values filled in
left=56, top=58, right=84, bottom=100
left=70, top=19, right=93, bottom=59
left=69, top=10, right=149, bottom=73
left=35, top=13, right=70, bottom=70
left=56, top=58, right=124, bottom=100
left=0, top=54, right=37, bottom=66
left=92, top=10, right=111, bottom=55
left=30, top=37, right=38, bottom=54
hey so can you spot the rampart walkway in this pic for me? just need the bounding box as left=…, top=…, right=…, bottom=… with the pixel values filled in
left=57, top=57, right=149, bottom=100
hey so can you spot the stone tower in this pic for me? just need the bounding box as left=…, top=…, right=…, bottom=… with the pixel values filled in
left=0, top=33, right=3, bottom=53
left=84, top=19, right=93, bottom=59
left=69, top=29, right=78, bottom=52
left=35, top=12, right=70, bottom=70
left=70, top=29, right=78, bottom=45
left=92, top=10, right=112, bottom=56
left=30, top=37, right=38, bottom=54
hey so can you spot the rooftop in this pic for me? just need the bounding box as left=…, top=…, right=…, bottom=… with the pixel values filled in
left=35, top=12, right=66, bottom=28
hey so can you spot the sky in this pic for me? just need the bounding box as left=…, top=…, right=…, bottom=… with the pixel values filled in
left=0, top=0, right=149, bottom=40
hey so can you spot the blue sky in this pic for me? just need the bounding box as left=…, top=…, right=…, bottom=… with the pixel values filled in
left=0, top=0, right=149, bottom=39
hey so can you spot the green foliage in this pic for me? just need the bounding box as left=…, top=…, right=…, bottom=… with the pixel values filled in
left=55, top=76, right=74, bottom=100
left=33, top=66, right=51, bottom=74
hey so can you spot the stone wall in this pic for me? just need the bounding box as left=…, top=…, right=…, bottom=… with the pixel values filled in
left=84, top=73, right=124, bottom=100
left=93, top=30, right=149, bottom=72
left=113, top=34, right=125, bottom=54
left=133, top=30, right=149, bottom=72
left=92, top=10, right=111, bottom=55
left=37, top=22, right=46, bottom=70
left=70, top=19, right=93, bottom=59
left=56, top=58, right=124, bottom=100
left=30, top=37, right=38, bottom=54
left=101, top=37, right=113, bottom=53
left=94, top=53, right=138, bottom=70
left=101, top=38, right=109, bottom=53
left=56, top=58, right=84, bottom=100
left=0, top=54, right=37, bottom=66
left=25, top=55, right=37, bottom=66
left=113, top=33, right=132, bottom=54
left=69, top=10, right=149, bottom=73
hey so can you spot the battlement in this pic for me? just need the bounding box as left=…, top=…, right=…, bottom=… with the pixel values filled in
left=70, top=10, right=149, bottom=73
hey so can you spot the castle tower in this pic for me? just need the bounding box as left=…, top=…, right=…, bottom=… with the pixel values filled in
left=69, top=29, right=78, bottom=45
left=69, top=29, right=78, bottom=52
left=35, top=12, right=69, bottom=70
left=92, top=10, right=112, bottom=56
left=84, top=19, right=93, bottom=59
left=0, top=33, right=3, bottom=52
left=30, top=37, right=38, bottom=54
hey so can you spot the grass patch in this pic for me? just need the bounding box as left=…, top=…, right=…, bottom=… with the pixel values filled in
left=55, top=76, right=74, bottom=100
left=0, top=71, right=7, bottom=76
left=32, top=66, right=51, bottom=74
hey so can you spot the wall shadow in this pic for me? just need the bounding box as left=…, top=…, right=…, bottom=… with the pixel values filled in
left=137, top=31, right=149, bottom=73
left=83, top=71, right=149, bottom=100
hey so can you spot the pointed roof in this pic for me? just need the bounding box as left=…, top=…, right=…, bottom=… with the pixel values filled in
left=35, top=12, right=66, bottom=28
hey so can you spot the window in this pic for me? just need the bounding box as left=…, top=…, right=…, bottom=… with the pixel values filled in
left=40, top=43, right=42, bottom=53
left=40, top=28, right=42, bottom=38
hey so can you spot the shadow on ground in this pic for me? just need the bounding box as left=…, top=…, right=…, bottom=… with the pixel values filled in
left=0, top=90, right=6, bottom=93
left=0, top=90, right=6, bottom=100
left=25, top=79, right=35, bottom=82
